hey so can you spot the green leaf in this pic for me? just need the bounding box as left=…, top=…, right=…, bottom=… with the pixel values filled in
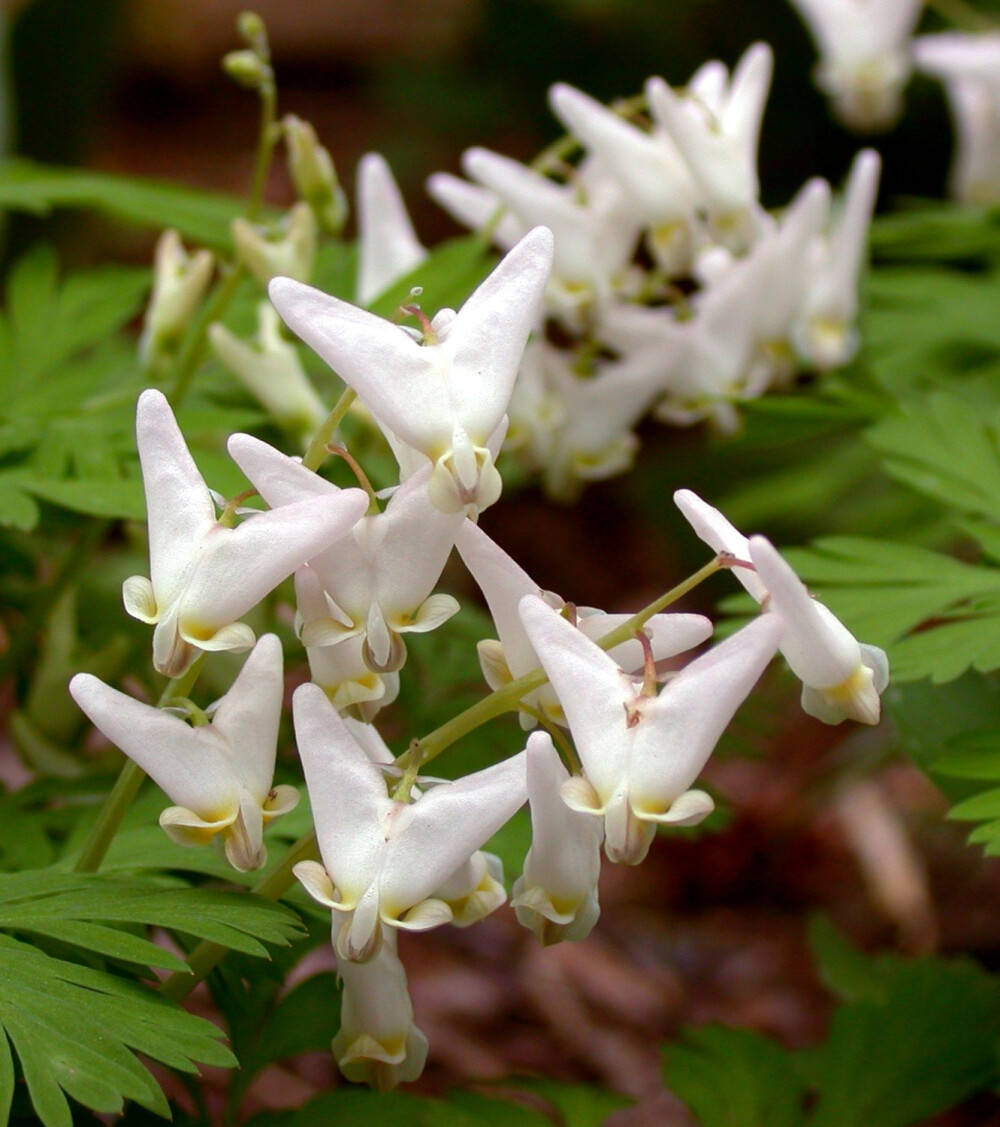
left=867, top=394, right=1000, bottom=521
left=663, top=1024, right=807, bottom=1127
left=808, top=955, right=1000, bottom=1127
left=934, top=727, right=1000, bottom=779
left=0, top=932, right=235, bottom=1127
left=0, top=871, right=305, bottom=970
left=505, top=1080, right=631, bottom=1126
left=807, top=916, right=889, bottom=1004
left=0, top=159, right=248, bottom=249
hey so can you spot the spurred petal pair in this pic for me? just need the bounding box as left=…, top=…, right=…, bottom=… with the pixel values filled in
left=124, top=390, right=368, bottom=677
left=292, top=683, right=527, bottom=962
left=69, top=634, right=297, bottom=871
left=268, top=226, right=554, bottom=514
left=519, top=595, right=783, bottom=865
left=674, top=489, right=889, bottom=724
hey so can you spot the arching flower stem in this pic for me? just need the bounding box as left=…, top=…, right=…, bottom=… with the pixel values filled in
left=397, top=555, right=723, bottom=772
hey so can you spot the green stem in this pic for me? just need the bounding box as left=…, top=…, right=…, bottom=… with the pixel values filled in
left=926, top=0, right=995, bottom=29
left=73, top=657, right=205, bottom=874
left=160, top=828, right=318, bottom=1002
left=301, top=386, right=357, bottom=471
left=397, top=555, right=723, bottom=772
left=169, top=263, right=246, bottom=409
left=246, top=78, right=279, bottom=223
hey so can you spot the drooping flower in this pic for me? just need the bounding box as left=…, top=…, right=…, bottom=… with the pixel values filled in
left=269, top=226, right=554, bottom=514
left=519, top=595, right=783, bottom=865
left=512, top=731, right=603, bottom=945
left=123, top=389, right=368, bottom=677
left=673, top=489, right=889, bottom=724
left=292, top=682, right=527, bottom=962
left=785, top=0, right=924, bottom=131
left=284, top=114, right=347, bottom=236
left=232, top=200, right=318, bottom=287
left=331, top=928, right=429, bottom=1090
left=914, top=33, right=1000, bottom=204
left=69, top=634, right=297, bottom=871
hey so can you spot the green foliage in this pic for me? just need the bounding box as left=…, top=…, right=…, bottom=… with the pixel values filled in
left=664, top=920, right=1000, bottom=1127
left=0, top=244, right=148, bottom=529
left=0, top=932, right=234, bottom=1127
left=0, top=159, right=248, bottom=249
left=245, top=1081, right=628, bottom=1127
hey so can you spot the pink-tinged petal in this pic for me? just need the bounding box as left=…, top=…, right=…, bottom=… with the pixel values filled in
left=69, top=673, right=235, bottom=815
left=630, top=613, right=783, bottom=806
left=268, top=277, right=452, bottom=450
left=673, top=488, right=767, bottom=599
left=209, top=633, right=284, bottom=801
left=439, top=224, right=553, bottom=441
left=518, top=595, right=632, bottom=801
left=356, top=152, right=427, bottom=306
left=292, top=683, right=391, bottom=904
left=378, top=751, right=527, bottom=914
left=135, top=389, right=216, bottom=599
left=228, top=432, right=337, bottom=508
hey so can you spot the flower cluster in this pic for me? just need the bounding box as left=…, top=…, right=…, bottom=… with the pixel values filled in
left=422, top=44, right=881, bottom=497
left=69, top=35, right=893, bottom=1091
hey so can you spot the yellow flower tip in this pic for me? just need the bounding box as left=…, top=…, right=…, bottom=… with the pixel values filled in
left=822, top=663, right=881, bottom=726
left=159, top=804, right=237, bottom=848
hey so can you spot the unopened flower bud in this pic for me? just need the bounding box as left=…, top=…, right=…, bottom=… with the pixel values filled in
left=284, top=115, right=347, bottom=236
left=233, top=201, right=317, bottom=287
left=222, top=49, right=272, bottom=91
left=139, top=230, right=214, bottom=379
left=237, top=11, right=269, bottom=57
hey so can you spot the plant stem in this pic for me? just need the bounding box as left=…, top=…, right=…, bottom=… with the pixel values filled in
left=160, top=828, right=318, bottom=1002
left=246, top=79, right=279, bottom=223
left=301, top=386, right=357, bottom=471
left=397, top=555, right=723, bottom=772
left=73, top=657, right=205, bottom=873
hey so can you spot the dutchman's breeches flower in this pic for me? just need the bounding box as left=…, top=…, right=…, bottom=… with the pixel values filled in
left=673, top=489, right=889, bottom=725
left=268, top=226, right=554, bottom=515
left=292, top=683, right=527, bottom=962
left=331, top=928, right=429, bottom=1090
left=69, top=634, right=298, bottom=871
left=519, top=595, right=783, bottom=865
left=512, top=732, right=603, bottom=945
left=124, top=390, right=368, bottom=677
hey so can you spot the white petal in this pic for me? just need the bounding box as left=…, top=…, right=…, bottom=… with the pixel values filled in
left=673, top=488, right=767, bottom=599
left=356, top=152, right=427, bottom=306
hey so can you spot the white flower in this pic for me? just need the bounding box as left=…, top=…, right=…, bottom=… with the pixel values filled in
left=673, top=489, right=889, bottom=724
left=792, top=149, right=881, bottom=371
left=123, top=389, right=368, bottom=677
left=645, top=43, right=773, bottom=250
left=332, top=929, right=429, bottom=1090
left=208, top=303, right=328, bottom=448
left=69, top=634, right=297, bottom=871
left=914, top=33, right=1000, bottom=204
left=229, top=433, right=463, bottom=672
left=292, top=683, right=527, bottom=962
left=139, top=230, right=214, bottom=378
left=269, top=226, right=554, bottom=514
left=786, top=0, right=924, bottom=130
left=294, top=567, right=401, bottom=720
left=518, top=595, right=783, bottom=865
left=548, top=80, right=700, bottom=271
left=457, top=519, right=713, bottom=728
left=355, top=152, right=428, bottom=306
left=512, top=731, right=603, bottom=945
